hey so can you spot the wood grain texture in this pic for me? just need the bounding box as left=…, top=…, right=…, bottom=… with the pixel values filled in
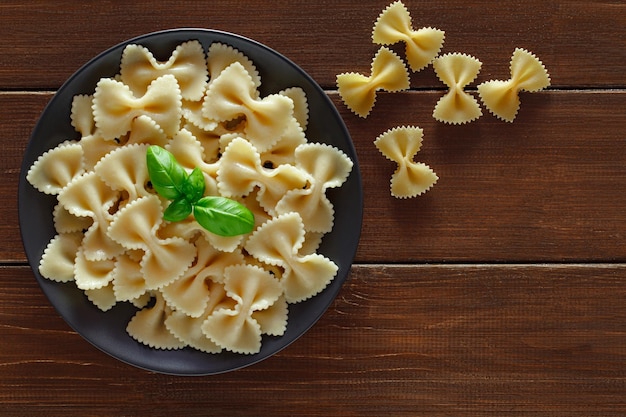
left=1, top=265, right=625, bottom=416
left=0, top=0, right=623, bottom=89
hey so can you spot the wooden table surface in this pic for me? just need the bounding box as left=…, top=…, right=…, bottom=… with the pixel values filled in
left=2, top=1, right=625, bottom=415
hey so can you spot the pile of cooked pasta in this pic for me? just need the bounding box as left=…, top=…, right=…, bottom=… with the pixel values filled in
left=26, top=39, right=353, bottom=355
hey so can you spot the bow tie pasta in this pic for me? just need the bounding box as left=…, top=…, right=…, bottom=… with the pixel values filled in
left=28, top=38, right=354, bottom=355
left=478, top=48, right=551, bottom=122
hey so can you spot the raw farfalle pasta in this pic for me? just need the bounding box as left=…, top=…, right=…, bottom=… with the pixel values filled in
left=374, top=126, right=438, bottom=198
left=336, top=46, right=410, bottom=118
left=477, top=48, right=551, bottom=122
left=432, top=53, right=483, bottom=124
left=372, top=1, right=445, bottom=72
left=28, top=39, right=353, bottom=355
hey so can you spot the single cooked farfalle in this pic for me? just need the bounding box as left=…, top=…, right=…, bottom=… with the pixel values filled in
left=217, top=137, right=308, bottom=214
left=161, top=235, right=244, bottom=317
left=477, top=48, right=551, bottom=122
left=57, top=172, right=123, bottom=261
left=94, top=143, right=151, bottom=202
left=245, top=212, right=339, bottom=303
left=203, top=62, right=294, bottom=151
left=207, top=42, right=261, bottom=89
left=275, top=143, right=353, bottom=233
left=38, top=232, right=83, bottom=283
left=432, top=53, right=483, bottom=124
left=372, top=1, right=445, bottom=72
left=73, top=246, right=116, bottom=291
left=120, top=40, right=208, bottom=101
left=374, top=126, right=438, bottom=198
left=165, top=281, right=235, bottom=353
left=26, top=141, right=84, bottom=195
left=336, top=46, right=410, bottom=118
left=107, top=195, right=197, bottom=289
left=126, top=291, right=186, bottom=350
left=92, top=74, right=182, bottom=140
left=201, top=264, right=282, bottom=354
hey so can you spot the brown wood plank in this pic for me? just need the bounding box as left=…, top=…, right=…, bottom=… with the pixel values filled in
left=5, top=90, right=626, bottom=263
left=0, top=0, right=624, bottom=89
left=1, top=264, right=625, bottom=416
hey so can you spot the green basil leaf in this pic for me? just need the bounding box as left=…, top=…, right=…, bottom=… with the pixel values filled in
left=163, top=197, right=193, bottom=222
left=182, top=167, right=205, bottom=204
left=146, top=145, right=187, bottom=200
left=193, top=196, right=255, bottom=237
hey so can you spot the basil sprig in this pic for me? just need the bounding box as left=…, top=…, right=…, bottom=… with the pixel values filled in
left=146, top=145, right=255, bottom=237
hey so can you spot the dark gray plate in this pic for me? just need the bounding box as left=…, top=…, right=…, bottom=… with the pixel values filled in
left=18, top=29, right=362, bottom=375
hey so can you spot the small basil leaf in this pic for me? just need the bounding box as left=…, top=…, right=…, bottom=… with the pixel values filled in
left=146, top=145, right=187, bottom=200
left=193, top=196, right=255, bottom=237
left=163, top=197, right=193, bottom=222
left=182, top=167, right=205, bottom=204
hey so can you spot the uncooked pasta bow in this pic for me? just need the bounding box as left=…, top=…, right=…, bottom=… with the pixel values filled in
left=478, top=48, right=551, bottom=122
left=372, top=0, right=445, bottom=72
left=28, top=38, right=353, bottom=355
left=336, top=46, right=409, bottom=118
left=374, top=126, right=438, bottom=199
left=432, top=53, right=483, bottom=125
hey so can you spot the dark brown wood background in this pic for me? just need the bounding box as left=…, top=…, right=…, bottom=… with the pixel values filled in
left=1, top=1, right=625, bottom=415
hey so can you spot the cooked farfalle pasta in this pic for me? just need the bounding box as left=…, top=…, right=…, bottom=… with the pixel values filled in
left=336, top=46, right=409, bottom=118
left=201, top=264, right=284, bottom=354
left=477, top=48, right=551, bottom=122
left=57, top=172, right=123, bottom=261
left=245, top=212, right=339, bottom=303
left=432, top=53, right=483, bottom=124
left=275, top=143, right=353, bottom=233
left=38, top=232, right=83, bottom=283
left=120, top=40, right=208, bottom=101
left=28, top=39, right=353, bottom=355
left=203, top=62, right=294, bottom=151
left=93, top=74, right=183, bottom=140
left=26, top=141, right=84, bottom=195
left=374, top=126, right=438, bottom=198
left=217, top=137, right=309, bottom=214
left=372, top=1, right=445, bottom=72
left=94, top=143, right=152, bottom=202
left=107, top=195, right=197, bottom=290
left=126, top=291, right=187, bottom=350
